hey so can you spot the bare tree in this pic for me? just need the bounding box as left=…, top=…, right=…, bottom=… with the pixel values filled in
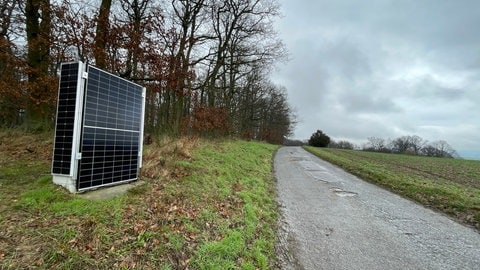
left=391, top=135, right=425, bottom=154
left=408, top=135, right=425, bottom=155
left=203, top=0, right=284, bottom=107
left=257, top=84, right=293, bottom=143
left=330, top=140, right=355, bottom=150
left=391, top=136, right=411, bottom=153
left=364, top=136, right=389, bottom=152
left=168, top=0, right=207, bottom=133
left=51, top=0, right=96, bottom=65
left=422, top=140, right=458, bottom=158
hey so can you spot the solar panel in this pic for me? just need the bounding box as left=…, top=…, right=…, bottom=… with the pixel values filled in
left=77, top=66, right=144, bottom=191
left=51, top=61, right=146, bottom=192
left=52, top=62, right=84, bottom=176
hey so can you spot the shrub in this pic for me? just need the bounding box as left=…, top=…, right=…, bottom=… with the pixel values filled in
left=308, top=130, right=330, bottom=147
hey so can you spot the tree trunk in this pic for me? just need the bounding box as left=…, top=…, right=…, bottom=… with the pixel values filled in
left=25, top=0, right=52, bottom=128
left=94, top=0, right=112, bottom=69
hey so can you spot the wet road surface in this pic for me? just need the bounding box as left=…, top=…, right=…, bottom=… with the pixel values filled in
left=274, top=147, right=480, bottom=270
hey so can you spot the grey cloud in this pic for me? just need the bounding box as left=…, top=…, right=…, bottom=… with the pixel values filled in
left=274, top=0, right=480, bottom=155
left=319, top=38, right=372, bottom=80
left=338, top=92, right=400, bottom=114
left=412, top=76, right=467, bottom=101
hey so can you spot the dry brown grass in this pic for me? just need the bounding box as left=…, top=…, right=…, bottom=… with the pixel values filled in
left=141, top=136, right=199, bottom=180
left=0, top=129, right=52, bottom=165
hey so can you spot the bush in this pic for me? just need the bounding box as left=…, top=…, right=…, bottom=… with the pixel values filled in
left=308, top=130, right=330, bottom=147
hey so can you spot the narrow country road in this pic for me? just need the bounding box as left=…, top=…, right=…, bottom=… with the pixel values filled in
left=274, top=147, right=480, bottom=270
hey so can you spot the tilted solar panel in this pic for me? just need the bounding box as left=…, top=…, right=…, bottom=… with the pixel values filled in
left=77, top=66, right=144, bottom=191
left=51, top=61, right=145, bottom=193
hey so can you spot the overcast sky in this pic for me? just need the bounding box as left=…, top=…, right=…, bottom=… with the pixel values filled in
left=272, top=0, right=480, bottom=157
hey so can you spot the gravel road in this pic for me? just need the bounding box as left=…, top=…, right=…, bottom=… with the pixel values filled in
left=274, top=147, right=480, bottom=270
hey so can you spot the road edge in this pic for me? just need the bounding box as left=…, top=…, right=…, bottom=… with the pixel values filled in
left=272, top=147, right=305, bottom=269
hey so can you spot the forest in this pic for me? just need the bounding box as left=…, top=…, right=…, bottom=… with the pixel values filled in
left=0, top=0, right=294, bottom=144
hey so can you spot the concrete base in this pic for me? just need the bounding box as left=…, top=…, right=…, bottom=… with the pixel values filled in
left=52, top=175, right=77, bottom=193
left=78, top=180, right=145, bottom=200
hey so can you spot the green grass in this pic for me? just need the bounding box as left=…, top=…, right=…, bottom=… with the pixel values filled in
left=178, top=140, right=279, bottom=269
left=0, top=135, right=279, bottom=269
left=304, top=146, right=480, bottom=229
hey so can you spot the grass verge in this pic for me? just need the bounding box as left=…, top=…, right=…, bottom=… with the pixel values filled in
left=0, top=130, right=279, bottom=269
left=304, top=146, right=480, bottom=230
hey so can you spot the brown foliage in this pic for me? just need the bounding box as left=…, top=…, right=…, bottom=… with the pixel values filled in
left=51, top=1, right=96, bottom=62
left=0, top=36, right=25, bottom=125
left=261, top=129, right=284, bottom=145
left=187, top=104, right=228, bottom=136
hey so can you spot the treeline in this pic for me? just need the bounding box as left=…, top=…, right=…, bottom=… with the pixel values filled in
left=302, top=130, right=458, bottom=158
left=329, top=135, right=458, bottom=158
left=0, top=0, right=294, bottom=143
left=361, top=135, right=458, bottom=158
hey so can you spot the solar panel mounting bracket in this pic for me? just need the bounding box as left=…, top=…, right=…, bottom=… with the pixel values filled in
left=82, top=71, right=88, bottom=79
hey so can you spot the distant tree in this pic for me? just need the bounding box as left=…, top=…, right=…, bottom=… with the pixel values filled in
left=329, top=140, right=354, bottom=150
left=421, top=140, right=457, bottom=158
left=308, top=130, right=330, bottom=147
left=421, top=145, right=439, bottom=157
left=363, top=136, right=389, bottom=152
left=391, top=135, right=425, bottom=154
left=391, top=136, right=410, bottom=153
left=409, top=135, right=425, bottom=154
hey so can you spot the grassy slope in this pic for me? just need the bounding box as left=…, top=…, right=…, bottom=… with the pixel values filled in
left=0, top=130, right=279, bottom=269
left=304, top=146, right=480, bottom=229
